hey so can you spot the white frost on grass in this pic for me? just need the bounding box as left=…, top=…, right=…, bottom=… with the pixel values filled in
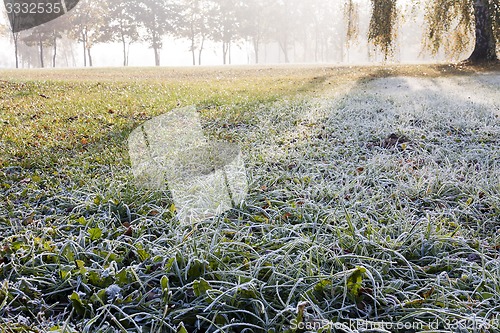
left=241, top=74, right=498, bottom=233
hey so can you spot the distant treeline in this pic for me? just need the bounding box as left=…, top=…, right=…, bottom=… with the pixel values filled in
left=0, top=0, right=385, bottom=68
left=2, top=0, right=497, bottom=68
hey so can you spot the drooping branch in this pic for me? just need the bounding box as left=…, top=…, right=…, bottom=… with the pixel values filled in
left=424, top=0, right=473, bottom=58
left=368, top=0, right=398, bottom=59
left=344, top=0, right=360, bottom=46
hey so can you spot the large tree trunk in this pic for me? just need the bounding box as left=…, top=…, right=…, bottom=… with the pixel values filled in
left=467, top=0, right=497, bottom=62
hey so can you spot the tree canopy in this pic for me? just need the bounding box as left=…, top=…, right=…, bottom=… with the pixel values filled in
left=368, top=0, right=499, bottom=62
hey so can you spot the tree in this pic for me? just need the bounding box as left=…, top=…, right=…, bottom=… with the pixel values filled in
left=239, top=0, right=272, bottom=64
left=17, top=40, right=39, bottom=68
left=177, top=0, right=215, bottom=65
left=9, top=31, right=22, bottom=68
left=103, top=0, right=140, bottom=66
left=210, top=0, right=245, bottom=64
left=303, top=0, right=339, bottom=62
left=67, top=0, right=108, bottom=67
left=367, top=0, right=499, bottom=63
left=20, top=17, right=69, bottom=68
left=21, top=27, right=50, bottom=68
left=3, top=11, right=21, bottom=68
left=0, top=21, right=7, bottom=38
left=137, top=0, right=179, bottom=66
left=268, top=0, right=296, bottom=63
left=344, top=0, right=360, bottom=60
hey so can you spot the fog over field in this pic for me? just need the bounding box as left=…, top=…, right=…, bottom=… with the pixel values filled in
left=0, top=0, right=466, bottom=68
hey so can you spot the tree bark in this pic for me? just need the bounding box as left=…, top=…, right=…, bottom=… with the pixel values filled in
left=121, top=33, right=127, bottom=66
left=191, top=36, right=196, bottom=66
left=222, top=41, right=228, bottom=65
left=154, top=47, right=160, bottom=66
left=126, top=42, right=131, bottom=67
left=198, top=36, right=205, bottom=65
left=467, top=0, right=497, bottom=62
left=190, top=22, right=196, bottom=66
left=82, top=32, right=87, bottom=67
left=87, top=47, right=93, bottom=67
left=253, top=38, right=260, bottom=64
left=13, top=32, right=19, bottom=69
left=39, top=36, right=44, bottom=68
left=52, top=35, right=57, bottom=68
left=152, top=32, right=161, bottom=66
left=279, top=39, right=290, bottom=63
left=120, top=21, right=128, bottom=66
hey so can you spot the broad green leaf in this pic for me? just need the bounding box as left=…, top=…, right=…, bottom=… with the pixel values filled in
left=347, top=266, right=366, bottom=297
left=88, top=271, right=103, bottom=286
left=11, top=242, right=24, bottom=251
left=481, top=292, right=494, bottom=300
left=169, top=203, right=176, bottom=213
left=88, top=228, right=103, bottom=241
left=314, top=280, right=332, bottom=293
left=160, top=276, right=169, bottom=292
left=251, top=215, right=269, bottom=223
left=237, top=286, right=258, bottom=299
left=116, top=269, right=128, bottom=285
left=193, top=278, right=212, bottom=297
left=69, top=292, right=86, bottom=316
left=164, top=257, right=176, bottom=271
left=187, top=259, right=207, bottom=280
left=75, top=260, right=87, bottom=274
left=94, top=196, right=102, bottom=205
left=60, top=270, right=70, bottom=280
left=136, top=244, right=150, bottom=261
left=177, top=323, right=188, bottom=333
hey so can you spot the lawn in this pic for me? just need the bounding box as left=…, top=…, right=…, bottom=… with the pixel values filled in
left=0, top=64, right=499, bottom=332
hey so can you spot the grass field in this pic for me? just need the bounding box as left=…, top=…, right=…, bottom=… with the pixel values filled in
left=0, top=64, right=499, bottom=332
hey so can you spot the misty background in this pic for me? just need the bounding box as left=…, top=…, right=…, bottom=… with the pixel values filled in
left=0, top=0, right=469, bottom=68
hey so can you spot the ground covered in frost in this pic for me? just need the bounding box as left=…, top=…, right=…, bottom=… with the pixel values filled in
left=0, top=65, right=499, bottom=332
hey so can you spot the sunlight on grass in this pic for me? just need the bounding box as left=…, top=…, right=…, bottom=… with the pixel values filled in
left=0, top=65, right=499, bottom=332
